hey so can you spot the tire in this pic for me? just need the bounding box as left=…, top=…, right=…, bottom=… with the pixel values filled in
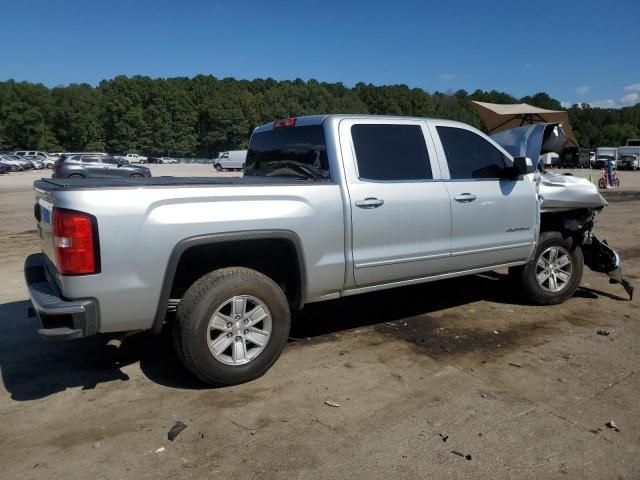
left=68, top=173, right=84, bottom=179
left=214, top=164, right=222, bottom=171
left=129, top=173, right=144, bottom=178
left=174, top=267, right=291, bottom=386
left=514, top=231, right=583, bottom=305
left=598, top=178, right=606, bottom=189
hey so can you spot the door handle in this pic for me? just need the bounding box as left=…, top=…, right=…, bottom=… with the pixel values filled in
left=453, top=193, right=477, bottom=203
left=355, top=197, right=384, bottom=209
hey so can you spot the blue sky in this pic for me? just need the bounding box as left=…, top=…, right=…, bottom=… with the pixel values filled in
left=2, top=0, right=639, bottom=108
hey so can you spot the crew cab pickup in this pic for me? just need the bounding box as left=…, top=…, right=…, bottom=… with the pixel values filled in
left=25, top=115, right=632, bottom=386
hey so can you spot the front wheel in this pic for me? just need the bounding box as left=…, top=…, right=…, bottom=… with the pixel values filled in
left=512, top=231, right=583, bottom=305
left=174, top=267, right=291, bottom=386
left=214, top=164, right=222, bottom=171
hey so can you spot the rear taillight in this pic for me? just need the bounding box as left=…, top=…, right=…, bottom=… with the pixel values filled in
left=53, top=209, right=99, bottom=275
left=273, top=117, right=296, bottom=128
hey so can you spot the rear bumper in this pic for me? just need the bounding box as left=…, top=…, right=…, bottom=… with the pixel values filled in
left=24, top=253, right=99, bottom=340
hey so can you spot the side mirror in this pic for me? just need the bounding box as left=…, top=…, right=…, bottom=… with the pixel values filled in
left=513, top=157, right=535, bottom=176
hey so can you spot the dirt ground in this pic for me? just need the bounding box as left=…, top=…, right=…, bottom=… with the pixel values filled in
left=0, top=165, right=638, bottom=479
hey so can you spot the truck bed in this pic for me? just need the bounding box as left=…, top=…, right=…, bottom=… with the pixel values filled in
left=35, top=176, right=329, bottom=191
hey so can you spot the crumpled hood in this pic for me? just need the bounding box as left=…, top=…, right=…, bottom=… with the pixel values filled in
left=538, top=171, right=607, bottom=212
left=490, top=123, right=607, bottom=212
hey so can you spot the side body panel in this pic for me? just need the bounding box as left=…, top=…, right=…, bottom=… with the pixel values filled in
left=44, top=183, right=345, bottom=332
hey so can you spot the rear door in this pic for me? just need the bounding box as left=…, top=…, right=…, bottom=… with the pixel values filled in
left=339, top=119, right=452, bottom=287
left=428, top=121, right=537, bottom=271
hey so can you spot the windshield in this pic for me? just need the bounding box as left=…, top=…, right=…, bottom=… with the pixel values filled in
left=244, top=125, right=330, bottom=180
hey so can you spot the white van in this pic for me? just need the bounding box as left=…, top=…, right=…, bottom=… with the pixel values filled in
left=213, top=150, right=247, bottom=171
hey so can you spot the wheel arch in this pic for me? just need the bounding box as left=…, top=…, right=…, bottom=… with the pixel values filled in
left=152, top=230, right=307, bottom=333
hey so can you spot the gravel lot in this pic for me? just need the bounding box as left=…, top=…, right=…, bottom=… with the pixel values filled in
left=0, top=165, right=639, bottom=479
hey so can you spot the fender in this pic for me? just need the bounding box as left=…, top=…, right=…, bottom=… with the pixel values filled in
left=151, top=229, right=307, bottom=333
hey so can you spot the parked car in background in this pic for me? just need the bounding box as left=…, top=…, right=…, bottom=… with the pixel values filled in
left=594, top=155, right=616, bottom=169
left=213, top=150, right=247, bottom=171
left=3, top=154, right=34, bottom=170
left=146, top=156, right=164, bottom=164
left=123, top=153, right=148, bottom=164
left=594, top=147, right=618, bottom=169
left=0, top=163, right=9, bottom=174
left=14, top=151, right=58, bottom=168
left=0, top=155, right=24, bottom=171
left=160, top=156, right=177, bottom=163
left=617, top=146, right=640, bottom=170
left=52, top=154, right=152, bottom=179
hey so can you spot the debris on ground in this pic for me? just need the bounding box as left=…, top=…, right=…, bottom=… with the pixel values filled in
left=605, top=420, right=620, bottom=432
left=597, top=329, right=611, bottom=336
left=324, top=400, right=341, bottom=408
left=438, top=433, right=449, bottom=442
left=480, top=393, right=488, bottom=398
left=168, top=421, right=188, bottom=441
left=451, top=450, right=472, bottom=460
left=492, top=330, right=499, bottom=334
left=155, top=447, right=166, bottom=454
left=508, top=362, right=522, bottom=368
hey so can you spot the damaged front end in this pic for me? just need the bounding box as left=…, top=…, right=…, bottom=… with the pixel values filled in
left=540, top=207, right=634, bottom=300
left=492, top=123, right=634, bottom=300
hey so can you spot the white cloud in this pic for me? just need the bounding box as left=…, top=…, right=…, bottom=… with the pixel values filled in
left=439, top=73, right=456, bottom=80
left=560, top=101, right=572, bottom=108
left=524, top=62, right=534, bottom=68
left=620, top=92, right=639, bottom=105
left=624, top=83, right=640, bottom=92
left=589, top=99, right=617, bottom=108
left=576, top=85, right=590, bottom=96
left=587, top=91, right=640, bottom=109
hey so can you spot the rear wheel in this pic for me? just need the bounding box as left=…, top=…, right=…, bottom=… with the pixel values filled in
left=214, top=164, right=222, bottom=172
left=129, top=173, right=144, bottom=178
left=513, top=231, right=583, bottom=305
left=68, top=173, right=84, bottom=179
left=598, top=177, right=606, bottom=189
left=174, top=267, right=290, bottom=386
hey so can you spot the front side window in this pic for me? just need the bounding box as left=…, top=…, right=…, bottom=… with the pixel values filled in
left=437, top=126, right=506, bottom=180
left=351, top=124, right=432, bottom=181
left=101, top=157, right=118, bottom=164
left=81, top=156, right=99, bottom=163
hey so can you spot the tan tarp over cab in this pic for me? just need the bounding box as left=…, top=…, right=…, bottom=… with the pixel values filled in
left=472, top=101, right=577, bottom=146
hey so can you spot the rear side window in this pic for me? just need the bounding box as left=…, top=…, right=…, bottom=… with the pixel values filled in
left=437, top=127, right=506, bottom=179
left=81, top=156, right=99, bottom=163
left=244, top=125, right=329, bottom=179
left=351, top=124, right=432, bottom=181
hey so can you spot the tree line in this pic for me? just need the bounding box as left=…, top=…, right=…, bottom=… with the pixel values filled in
left=1, top=75, right=639, bottom=156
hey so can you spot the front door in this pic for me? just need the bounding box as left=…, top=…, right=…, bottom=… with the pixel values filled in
left=339, top=119, right=452, bottom=287
left=428, top=121, right=537, bottom=271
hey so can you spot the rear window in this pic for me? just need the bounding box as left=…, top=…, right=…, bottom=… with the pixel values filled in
left=244, top=125, right=329, bottom=180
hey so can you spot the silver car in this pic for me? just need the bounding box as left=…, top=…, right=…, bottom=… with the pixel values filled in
left=52, top=154, right=152, bottom=179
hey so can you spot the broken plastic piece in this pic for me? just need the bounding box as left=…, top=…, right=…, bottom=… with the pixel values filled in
left=168, top=421, right=188, bottom=441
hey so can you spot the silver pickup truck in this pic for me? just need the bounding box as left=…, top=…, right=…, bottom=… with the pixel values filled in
left=25, top=115, right=632, bottom=386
